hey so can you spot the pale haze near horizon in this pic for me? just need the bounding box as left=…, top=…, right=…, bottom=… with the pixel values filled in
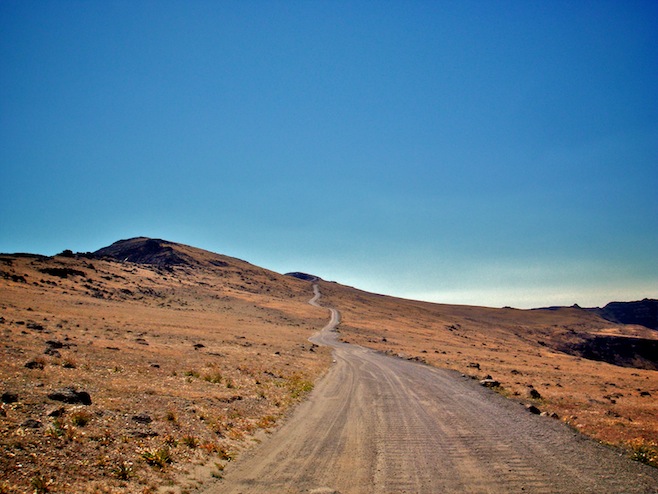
left=1, top=1, right=656, bottom=309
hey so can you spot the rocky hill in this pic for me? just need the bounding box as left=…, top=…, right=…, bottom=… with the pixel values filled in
left=596, top=299, right=658, bottom=330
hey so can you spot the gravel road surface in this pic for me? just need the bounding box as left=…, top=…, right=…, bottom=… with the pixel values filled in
left=210, top=285, right=658, bottom=493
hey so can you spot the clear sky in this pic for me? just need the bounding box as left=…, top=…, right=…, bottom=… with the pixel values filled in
left=1, top=1, right=656, bottom=309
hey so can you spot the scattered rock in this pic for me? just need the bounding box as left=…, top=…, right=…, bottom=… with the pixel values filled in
left=38, top=267, right=86, bottom=279
left=467, top=362, right=481, bottom=370
left=193, top=343, right=205, bottom=349
left=21, top=419, right=43, bottom=428
left=149, top=363, right=161, bottom=368
left=132, top=413, right=152, bottom=424
left=130, top=430, right=159, bottom=438
left=529, top=388, right=542, bottom=399
left=2, top=391, right=18, bottom=404
left=25, top=359, right=45, bottom=370
left=526, top=404, right=541, bottom=415
left=44, top=347, right=61, bottom=357
left=46, top=407, right=66, bottom=417
left=480, top=379, right=500, bottom=388
left=47, top=387, right=92, bottom=405
left=639, top=391, right=651, bottom=397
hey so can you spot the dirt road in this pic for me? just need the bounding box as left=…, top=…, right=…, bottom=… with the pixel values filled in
left=210, top=284, right=658, bottom=493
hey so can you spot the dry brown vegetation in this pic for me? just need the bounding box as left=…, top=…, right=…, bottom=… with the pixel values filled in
left=1, top=238, right=657, bottom=492
left=318, top=282, right=658, bottom=465
left=0, top=241, right=331, bottom=493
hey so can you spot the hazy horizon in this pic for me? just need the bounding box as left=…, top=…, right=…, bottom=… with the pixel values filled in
left=2, top=1, right=656, bottom=309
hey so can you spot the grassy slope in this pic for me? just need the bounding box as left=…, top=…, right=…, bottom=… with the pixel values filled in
left=1, top=241, right=657, bottom=492
left=0, top=249, right=331, bottom=493
left=319, top=281, right=658, bottom=460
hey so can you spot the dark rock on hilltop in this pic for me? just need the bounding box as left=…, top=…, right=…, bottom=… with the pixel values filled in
left=94, top=238, right=191, bottom=268
left=285, top=272, right=320, bottom=282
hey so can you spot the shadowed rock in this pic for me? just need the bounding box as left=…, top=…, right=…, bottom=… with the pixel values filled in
left=47, top=387, right=92, bottom=405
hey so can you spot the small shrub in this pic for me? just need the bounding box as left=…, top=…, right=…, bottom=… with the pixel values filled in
left=183, top=370, right=200, bottom=378
left=61, top=358, right=77, bottom=369
left=182, top=435, right=199, bottom=448
left=164, top=410, right=177, bottom=423
left=70, top=410, right=92, bottom=427
left=45, top=420, right=65, bottom=439
left=288, top=373, right=314, bottom=399
left=217, top=447, right=235, bottom=462
left=111, top=461, right=134, bottom=480
left=162, top=434, right=178, bottom=447
left=629, top=438, right=658, bottom=467
left=200, top=442, right=219, bottom=454
left=257, top=415, right=277, bottom=429
left=31, top=475, right=49, bottom=493
left=203, top=372, right=222, bottom=384
left=141, top=447, right=172, bottom=468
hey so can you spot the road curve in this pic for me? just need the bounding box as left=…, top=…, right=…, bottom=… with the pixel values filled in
left=210, top=284, right=658, bottom=493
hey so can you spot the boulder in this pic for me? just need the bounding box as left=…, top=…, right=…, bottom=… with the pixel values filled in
left=529, top=388, right=542, bottom=399
left=47, top=387, right=92, bottom=405
left=25, top=359, right=45, bottom=370
left=21, top=419, right=43, bottom=429
left=1, top=391, right=18, bottom=404
left=132, top=413, right=152, bottom=424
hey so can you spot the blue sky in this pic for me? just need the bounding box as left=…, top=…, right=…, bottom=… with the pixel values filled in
left=1, top=1, right=656, bottom=308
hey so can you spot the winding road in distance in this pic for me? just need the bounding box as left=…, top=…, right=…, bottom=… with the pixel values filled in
left=210, top=284, right=658, bottom=493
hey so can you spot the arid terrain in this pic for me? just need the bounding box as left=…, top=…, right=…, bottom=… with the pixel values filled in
left=1, top=238, right=657, bottom=493
left=214, top=284, right=658, bottom=493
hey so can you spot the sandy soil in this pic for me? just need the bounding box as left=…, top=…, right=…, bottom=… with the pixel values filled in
left=211, top=285, right=658, bottom=493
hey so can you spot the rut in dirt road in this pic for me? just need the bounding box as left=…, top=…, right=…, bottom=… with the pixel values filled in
left=210, top=283, right=658, bottom=494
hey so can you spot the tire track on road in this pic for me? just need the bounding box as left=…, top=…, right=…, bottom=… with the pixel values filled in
left=208, top=283, right=658, bottom=494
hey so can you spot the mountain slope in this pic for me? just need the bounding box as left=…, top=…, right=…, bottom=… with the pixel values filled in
left=0, top=239, right=332, bottom=493
left=1, top=237, right=657, bottom=493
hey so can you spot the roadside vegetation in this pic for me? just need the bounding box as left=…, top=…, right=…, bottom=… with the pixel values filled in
left=0, top=246, right=330, bottom=493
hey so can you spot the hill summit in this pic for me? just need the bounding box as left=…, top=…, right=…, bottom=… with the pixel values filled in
left=93, top=237, right=234, bottom=270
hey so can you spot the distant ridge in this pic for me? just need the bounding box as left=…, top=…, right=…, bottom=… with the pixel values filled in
left=595, top=299, right=658, bottom=330
left=536, top=299, right=658, bottom=331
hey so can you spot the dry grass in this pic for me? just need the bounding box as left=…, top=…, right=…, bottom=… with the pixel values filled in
left=318, top=282, right=658, bottom=460
left=1, top=241, right=656, bottom=492
left=0, top=250, right=331, bottom=493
